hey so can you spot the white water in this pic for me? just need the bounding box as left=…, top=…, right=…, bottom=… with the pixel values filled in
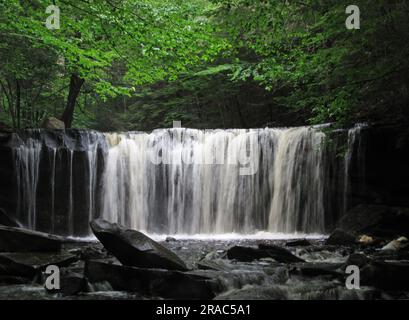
left=101, top=127, right=327, bottom=234
left=12, top=125, right=364, bottom=237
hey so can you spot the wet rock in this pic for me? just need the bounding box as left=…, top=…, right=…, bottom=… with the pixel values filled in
left=0, top=252, right=77, bottom=271
left=0, top=225, right=62, bottom=252
left=85, top=260, right=217, bottom=299
left=0, top=275, right=32, bottom=285
left=0, top=208, right=20, bottom=228
left=42, top=117, right=65, bottom=130
left=90, top=219, right=188, bottom=271
left=196, top=259, right=231, bottom=272
left=215, top=286, right=288, bottom=300
left=361, top=260, right=409, bottom=290
left=165, top=237, right=177, bottom=242
left=338, top=204, right=409, bottom=238
left=285, top=239, right=311, bottom=247
left=325, top=229, right=356, bottom=246
left=227, top=245, right=304, bottom=263
left=381, top=236, right=408, bottom=251
left=345, top=253, right=370, bottom=269
left=0, top=252, right=78, bottom=281
left=0, top=255, right=37, bottom=278
left=258, top=244, right=305, bottom=263
left=290, top=263, right=344, bottom=279
left=358, top=235, right=376, bottom=246
left=46, top=272, right=87, bottom=296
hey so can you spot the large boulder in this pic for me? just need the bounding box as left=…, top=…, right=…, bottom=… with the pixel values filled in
left=41, top=117, right=65, bottom=130
left=0, top=225, right=62, bottom=252
left=0, top=208, right=20, bottom=228
left=226, top=245, right=304, bottom=263
left=361, top=260, right=409, bottom=290
left=90, top=219, right=188, bottom=271
left=85, top=260, right=217, bottom=299
left=337, top=204, right=409, bottom=238
left=325, top=229, right=356, bottom=245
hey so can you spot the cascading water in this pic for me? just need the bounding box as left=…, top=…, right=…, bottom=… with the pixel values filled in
left=10, top=125, right=364, bottom=237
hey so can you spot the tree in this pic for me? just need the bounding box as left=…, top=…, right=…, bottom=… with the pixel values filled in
left=1, top=0, right=227, bottom=128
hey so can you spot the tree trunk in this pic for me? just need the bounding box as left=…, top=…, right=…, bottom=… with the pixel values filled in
left=61, top=73, right=85, bottom=128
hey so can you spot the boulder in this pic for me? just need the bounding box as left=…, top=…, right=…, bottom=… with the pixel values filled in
left=325, top=229, right=356, bottom=246
left=0, top=208, right=20, bottom=228
left=0, top=252, right=77, bottom=280
left=337, top=204, right=409, bottom=238
left=46, top=272, right=87, bottom=296
left=85, top=260, right=217, bottom=299
left=0, top=225, right=62, bottom=252
left=90, top=219, right=188, bottom=271
left=361, top=260, right=409, bottom=290
left=41, top=117, right=65, bottom=130
left=0, top=252, right=77, bottom=271
left=381, top=236, right=408, bottom=251
left=226, top=245, right=304, bottom=263
left=345, top=253, right=370, bottom=269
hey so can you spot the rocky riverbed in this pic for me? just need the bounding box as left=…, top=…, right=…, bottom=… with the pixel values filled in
left=1, top=215, right=409, bottom=300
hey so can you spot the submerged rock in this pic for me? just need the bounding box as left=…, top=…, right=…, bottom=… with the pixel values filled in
left=0, top=225, right=62, bottom=252
left=90, top=219, right=188, bottom=271
left=325, top=229, right=356, bottom=246
left=0, top=208, right=20, bottom=228
left=285, top=239, right=311, bottom=247
left=226, top=245, right=304, bottom=263
left=85, top=260, right=217, bottom=299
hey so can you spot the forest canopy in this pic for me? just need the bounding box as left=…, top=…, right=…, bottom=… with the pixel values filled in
left=0, top=0, right=408, bottom=131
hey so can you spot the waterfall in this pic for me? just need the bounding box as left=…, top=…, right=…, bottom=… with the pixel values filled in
left=9, top=125, right=364, bottom=237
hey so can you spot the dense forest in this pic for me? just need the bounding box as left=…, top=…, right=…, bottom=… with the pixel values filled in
left=0, top=0, right=408, bottom=132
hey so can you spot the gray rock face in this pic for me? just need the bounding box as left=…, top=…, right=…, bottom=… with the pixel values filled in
left=0, top=225, right=62, bottom=252
left=90, top=219, right=188, bottom=271
left=85, top=260, right=217, bottom=299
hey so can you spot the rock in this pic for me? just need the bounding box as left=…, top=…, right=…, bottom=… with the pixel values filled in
left=196, top=259, right=231, bottom=272
left=0, top=252, right=78, bottom=281
left=258, top=244, right=305, bottom=263
left=381, top=236, right=408, bottom=251
left=361, top=260, right=409, bottom=290
left=345, top=253, right=370, bottom=269
left=285, top=239, right=311, bottom=247
left=0, top=225, right=62, bottom=252
left=325, top=229, right=356, bottom=246
left=215, top=286, right=288, bottom=300
left=0, top=208, right=20, bottom=227
left=85, top=260, right=217, bottom=299
left=0, top=255, right=37, bottom=278
left=0, top=252, right=77, bottom=271
left=42, top=117, right=65, bottom=130
left=90, top=219, right=188, bottom=271
left=46, top=272, right=87, bottom=296
left=337, top=204, right=409, bottom=238
left=290, top=263, right=344, bottom=280
left=165, top=236, right=177, bottom=242
left=358, top=235, right=376, bottom=246
left=226, top=245, right=304, bottom=263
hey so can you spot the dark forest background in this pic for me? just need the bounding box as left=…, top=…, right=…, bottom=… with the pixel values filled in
left=1, top=0, right=408, bottom=132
